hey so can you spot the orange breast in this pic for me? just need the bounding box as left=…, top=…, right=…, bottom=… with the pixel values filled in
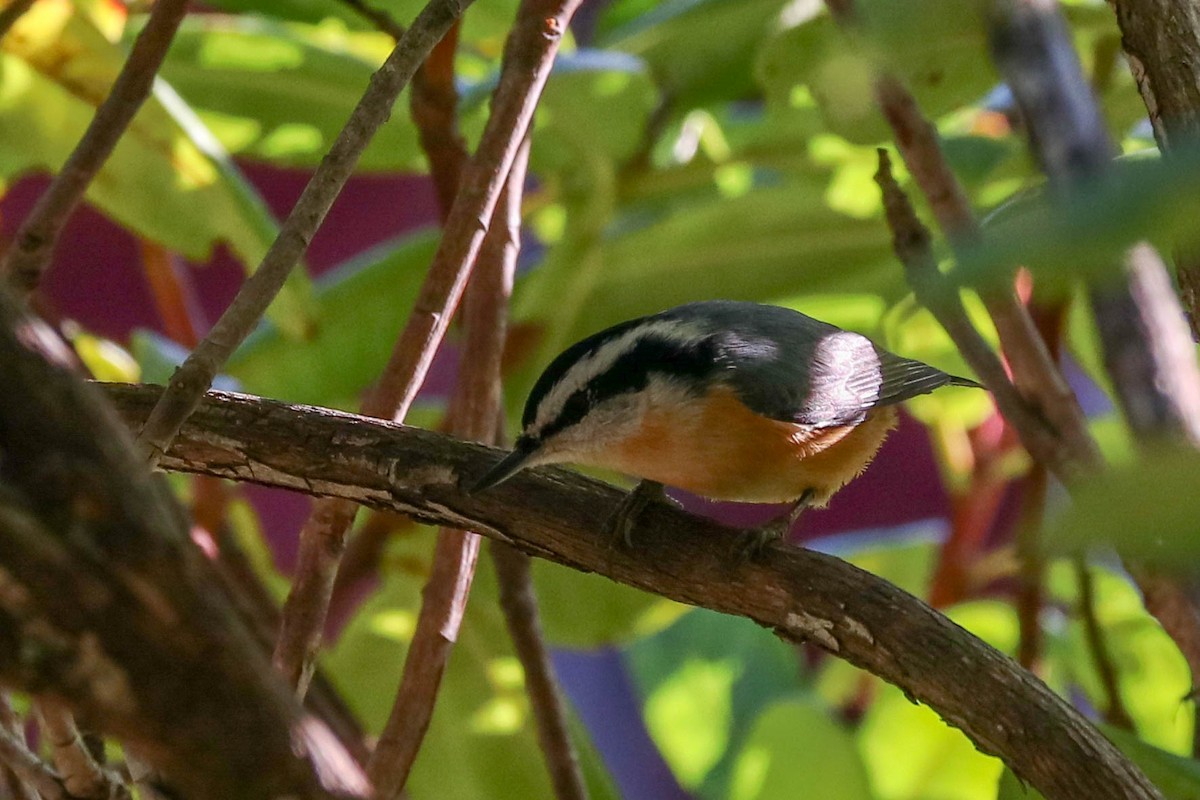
left=596, top=386, right=898, bottom=504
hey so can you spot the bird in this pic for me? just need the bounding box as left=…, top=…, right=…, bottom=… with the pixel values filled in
left=471, top=300, right=982, bottom=555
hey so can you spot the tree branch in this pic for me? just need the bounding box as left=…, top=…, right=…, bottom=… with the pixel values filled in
left=1108, top=0, right=1200, bottom=339
left=132, top=0, right=473, bottom=468
left=987, top=0, right=1200, bottom=748
left=0, top=721, right=69, bottom=800
left=874, top=150, right=1081, bottom=481
left=0, top=291, right=365, bottom=799
left=37, top=699, right=128, bottom=800
left=1075, top=558, right=1135, bottom=731
left=987, top=0, right=1200, bottom=443
left=103, top=383, right=1161, bottom=800
left=0, top=0, right=190, bottom=297
left=274, top=0, right=580, bottom=698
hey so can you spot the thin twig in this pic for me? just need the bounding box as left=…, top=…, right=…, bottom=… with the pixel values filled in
left=988, top=0, right=1200, bottom=445
left=411, top=23, right=468, bottom=216
left=1, top=0, right=190, bottom=296
left=1075, top=558, right=1135, bottom=730
left=874, top=150, right=1078, bottom=482
left=0, top=723, right=69, bottom=800
left=103, top=382, right=1164, bottom=800
left=37, top=699, right=128, bottom=800
left=0, top=695, right=39, bottom=800
left=1015, top=464, right=1048, bottom=669
left=132, top=0, right=473, bottom=468
left=869, top=74, right=1100, bottom=469
left=470, top=139, right=587, bottom=798
left=339, top=0, right=406, bottom=38
left=988, top=0, right=1200, bottom=745
left=139, top=240, right=204, bottom=346
left=274, top=0, right=580, bottom=697
left=0, top=0, right=36, bottom=40
left=491, top=543, right=587, bottom=800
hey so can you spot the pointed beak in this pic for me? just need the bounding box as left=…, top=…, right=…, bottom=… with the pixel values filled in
left=470, top=436, right=540, bottom=493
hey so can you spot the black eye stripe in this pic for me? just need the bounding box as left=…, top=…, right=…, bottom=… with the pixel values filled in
left=535, top=334, right=718, bottom=438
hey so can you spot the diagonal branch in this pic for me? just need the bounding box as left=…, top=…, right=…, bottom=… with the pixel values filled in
left=987, top=0, right=1200, bottom=751
left=274, top=0, right=581, bottom=698
left=132, top=0, right=473, bottom=468
left=1, top=0, right=190, bottom=296
left=103, top=382, right=1162, bottom=800
left=0, top=0, right=36, bottom=41
left=0, top=290, right=365, bottom=799
left=824, top=2, right=1099, bottom=474
left=874, top=150, right=1079, bottom=481
left=37, top=699, right=129, bottom=800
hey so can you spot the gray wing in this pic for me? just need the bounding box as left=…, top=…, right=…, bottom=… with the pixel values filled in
left=661, top=301, right=971, bottom=427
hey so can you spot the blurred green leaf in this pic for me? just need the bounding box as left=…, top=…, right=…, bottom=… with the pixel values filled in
left=200, top=0, right=519, bottom=57
left=71, top=330, right=140, bottom=383
left=228, top=229, right=439, bottom=408
left=324, top=533, right=617, bottom=800
left=516, top=179, right=899, bottom=354
left=625, top=608, right=800, bottom=797
left=730, top=697, right=874, bottom=800
left=958, top=149, right=1200, bottom=290
left=533, top=561, right=683, bottom=647
left=1101, top=724, right=1200, bottom=800
left=460, top=50, right=660, bottom=171
left=601, top=0, right=787, bottom=109
left=859, top=680, right=1003, bottom=800
left=756, top=1, right=998, bottom=145
left=1044, top=561, right=1192, bottom=754
left=1048, top=450, right=1200, bottom=573
left=997, top=767, right=1046, bottom=800
left=160, top=16, right=425, bottom=172
left=0, top=3, right=314, bottom=338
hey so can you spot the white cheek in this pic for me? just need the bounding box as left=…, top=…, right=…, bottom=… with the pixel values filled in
left=537, top=394, right=643, bottom=463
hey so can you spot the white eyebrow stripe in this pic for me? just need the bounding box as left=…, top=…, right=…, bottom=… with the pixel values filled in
left=530, top=318, right=707, bottom=435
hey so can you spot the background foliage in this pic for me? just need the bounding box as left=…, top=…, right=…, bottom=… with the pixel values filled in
left=3, top=0, right=1198, bottom=797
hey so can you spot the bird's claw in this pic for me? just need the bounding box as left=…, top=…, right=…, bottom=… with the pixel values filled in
left=604, top=480, right=673, bottom=549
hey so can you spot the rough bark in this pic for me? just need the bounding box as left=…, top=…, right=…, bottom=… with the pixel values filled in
left=105, top=383, right=1162, bottom=800
left=0, top=296, right=366, bottom=799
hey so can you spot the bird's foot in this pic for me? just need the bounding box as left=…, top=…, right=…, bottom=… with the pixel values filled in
left=605, top=480, right=674, bottom=549
left=734, top=489, right=815, bottom=562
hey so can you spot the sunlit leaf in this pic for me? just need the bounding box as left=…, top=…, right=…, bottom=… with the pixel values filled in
left=160, top=16, right=426, bottom=172
left=601, top=0, right=787, bottom=109
left=324, top=533, right=618, bottom=800
left=730, top=697, right=874, bottom=800
left=859, top=680, right=1003, bottom=800
left=459, top=50, right=660, bottom=170
left=0, top=0, right=314, bottom=337
left=227, top=229, right=439, bottom=408
left=625, top=609, right=800, bottom=797
left=1047, top=450, right=1200, bottom=574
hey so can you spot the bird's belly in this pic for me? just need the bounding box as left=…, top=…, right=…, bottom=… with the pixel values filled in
left=598, top=389, right=898, bottom=504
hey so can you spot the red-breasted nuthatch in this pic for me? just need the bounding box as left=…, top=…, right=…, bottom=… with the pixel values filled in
left=473, top=300, right=982, bottom=550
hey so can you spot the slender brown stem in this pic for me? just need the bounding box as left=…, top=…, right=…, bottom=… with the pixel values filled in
left=37, top=699, right=126, bottom=800
left=274, top=0, right=579, bottom=698
left=139, top=240, right=204, bottom=347
left=1075, top=559, right=1135, bottom=730
left=1015, top=464, right=1048, bottom=669
left=0, top=722, right=69, bottom=800
left=988, top=0, right=1200, bottom=749
left=0, top=696, right=40, bottom=800
left=133, top=0, right=472, bottom=469
left=338, top=0, right=406, bottom=38
left=874, top=150, right=1078, bottom=482
left=1, top=0, right=191, bottom=296
left=104, top=382, right=1164, bottom=800
left=491, top=542, right=587, bottom=800
left=868, top=74, right=1099, bottom=470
